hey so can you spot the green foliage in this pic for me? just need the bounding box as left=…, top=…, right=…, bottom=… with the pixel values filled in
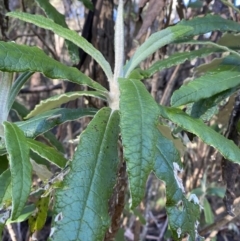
left=53, top=108, right=120, bottom=241
left=35, top=0, right=80, bottom=63
left=0, top=4, right=240, bottom=241
left=3, top=122, right=31, bottom=220
left=7, top=12, right=113, bottom=81
left=0, top=41, right=105, bottom=91
left=26, top=91, right=106, bottom=119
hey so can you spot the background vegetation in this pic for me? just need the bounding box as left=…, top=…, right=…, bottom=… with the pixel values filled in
left=1, top=0, right=240, bottom=240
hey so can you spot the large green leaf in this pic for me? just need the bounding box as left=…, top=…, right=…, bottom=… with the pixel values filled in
left=27, top=138, right=67, bottom=168
left=0, top=169, right=11, bottom=204
left=7, top=12, right=113, bottom=82
left=3, top=122, right=31, bottom=220
left=119, top=78, right=159, bottom=208
left=159, top=106, right=240, bottom=164
left=53, top=108, right=119, bottom=241
left=154, top=127, right=200, bottom=241
left=177, top=14, right=240, bottom=39
left=171, top=65, right=240, bottom=107
left=132, top=47, right=224, bottom=79
left=123, top=25, right=193, bottom=77
left=16, top=108, right=97, bottom=138
left=35, top=0, right=79, bottom=63
left=26, top=91, right=107, bottom=119
left=8, top=72, right=33, bottom=112
left=0, top=41, right=105, bottom=92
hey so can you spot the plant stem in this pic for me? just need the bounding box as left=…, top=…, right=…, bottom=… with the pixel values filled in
left=0, top=72, right=13, bottom=137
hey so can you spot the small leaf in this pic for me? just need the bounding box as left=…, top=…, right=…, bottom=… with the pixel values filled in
left=7, top=204, right=36, bottom=223
left=123, top=25, right=193, bottom=77
left=53, top=108, right=120, bottom=241
left=0, top=41, right=105, bottom=92
left=171, top=65, right=240, bottom=107
left=16, top=108, right=97, bottom=138
left=119, top=78, right=159, bottom=208
left=36, top=0, right=79, bottom=63
left=0, top=169, right=11, bottom=204
left=7, top=12, right=113, bottom=82
left=159, top=106, right=240, bottom=164
left=11, top=101, right=29, bottom=119
left=207, top=187, right=226, bottom=198
left=3, top=122, right=31, bottom=220
left=27, top=138, right=67, bottom=168
left=30, top=159, right=52, bottom=181
left=26, top=91, right=106, bottom=119
left=203, top=198, right=214, bottom=224
left=29, top=196, right=50, bottom=233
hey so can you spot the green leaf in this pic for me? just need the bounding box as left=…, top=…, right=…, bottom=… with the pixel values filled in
left=7, top=12, right=113, bottom=82
left=0, top=154, right=8, bottom=174
left=206, top=187, right=225, bottom=198
left=29, top=196, right=49, bottom=233
left=177, top=14, right=240, bottom=39
left=171, top=65, right=240, bottom=107
left=186, top=87, right=238, bottom=121
left=0, top=169, right=11, bottom=204
left=3, top=122, right=31, bottom=220
left=0, top=41, right=105, bottom=92
left=16, top=108, right=97, bottom=138
left=27, top=138, right=67, bottom=168
left=123, top=25, right=193, bottom=77
left=77, top=0, right=94, bottom=10
left=217, top=33, right=240, bottom=48
left=136, top=47, right=224, bottom=79
left=203, top=198, right=214, bottom=224
left=7, top=204, right=36, bottom=223
left=26, top=91, right=107, bottom=119
left=154, top=127, right=200, bottom=241
left=43, top=131, right=65, bottom=153
left=159, top=106, right=240, bottom=164
left=53, top=107, right=120, bottom=241
left=119, top=78, right=159, bottom=208
left=8, top=72, right=33, bottom=112
left=11, top=101, right=30, bottom=119
left=35, top=0, right=79, bottom=63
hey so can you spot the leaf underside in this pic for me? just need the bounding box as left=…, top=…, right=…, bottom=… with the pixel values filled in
left=26, top=91, right=106, bottom=119
left=53, top=107, right=120, bottom=241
